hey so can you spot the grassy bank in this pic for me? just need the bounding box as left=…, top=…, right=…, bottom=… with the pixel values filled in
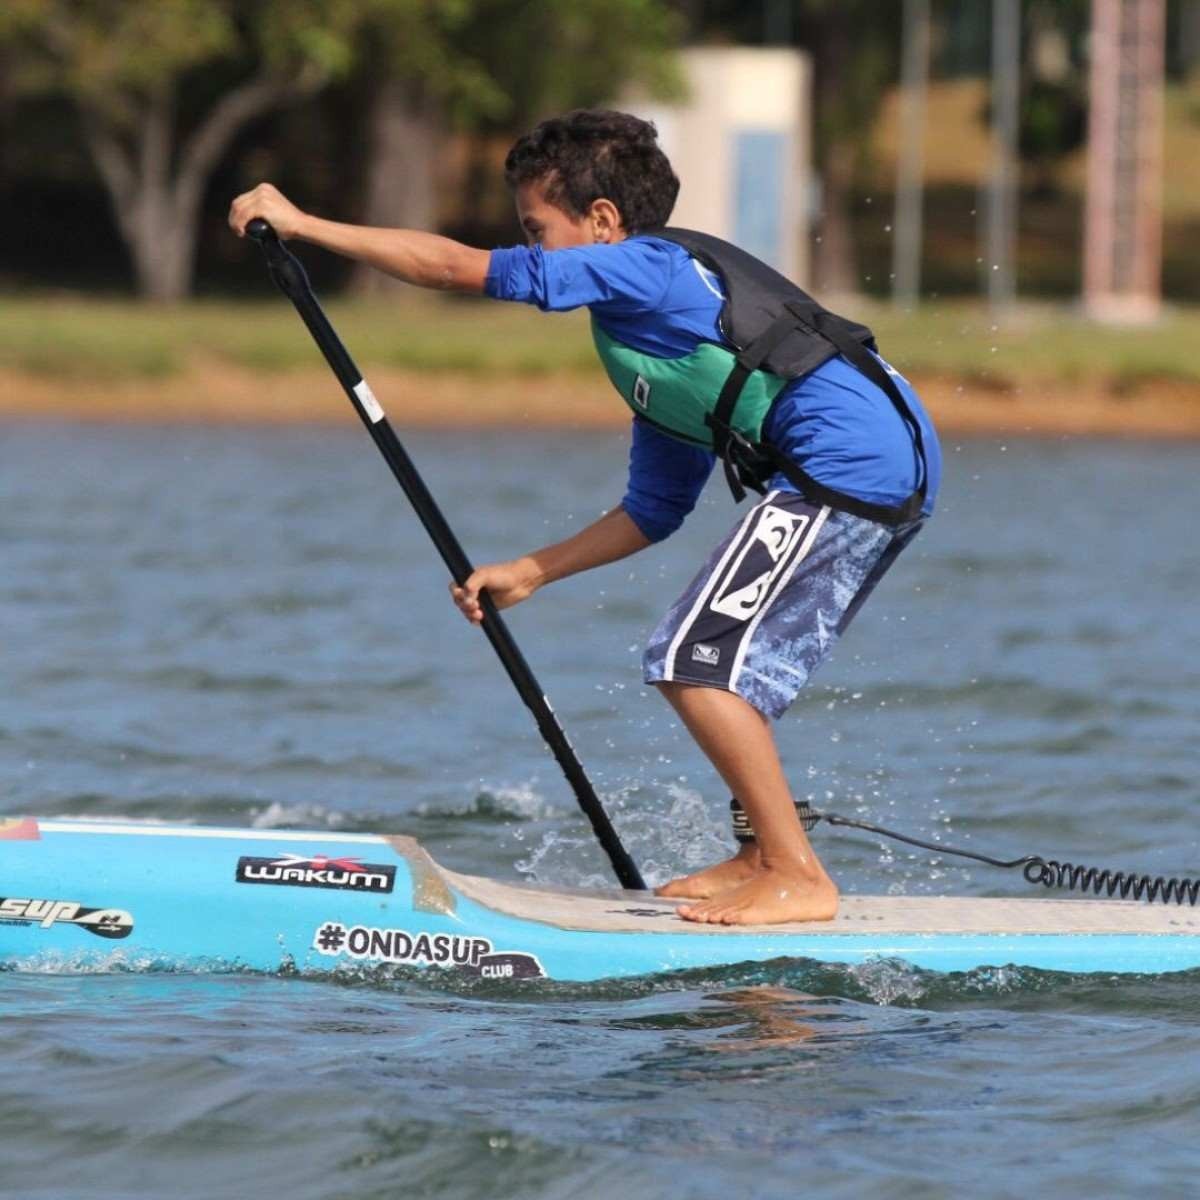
left=0, top=294, right=599, bottom=381
left=1, top=294, right=1198, bottom=434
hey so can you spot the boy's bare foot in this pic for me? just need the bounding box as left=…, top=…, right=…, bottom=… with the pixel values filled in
left=677, top=864, right=838, bottom=925
left=655, top=843, right=762, bottom=900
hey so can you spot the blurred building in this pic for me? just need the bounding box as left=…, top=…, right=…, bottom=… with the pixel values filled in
left=626, top=47, right=811, bottom=284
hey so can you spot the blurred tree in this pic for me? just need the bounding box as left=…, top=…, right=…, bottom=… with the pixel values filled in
left=350, top=0, right=682, bottom=291
left=1018, top=78, right=1086, bottom=194
left=349, top=0, right=500, bottom=293
left=0, top=0, right=364, bottom=299
left=795, top=1, right=902, bottom=295
left=685, top=1, right=902, bottom=295
left=465, top=0, right=681, bottom=127
left=1016, top=1, right=1088, bottom=196
left=973, top=1, right=1089, bottom=198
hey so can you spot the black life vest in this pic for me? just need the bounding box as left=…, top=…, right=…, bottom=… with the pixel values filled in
left=652, top=227, right=929, bottom=526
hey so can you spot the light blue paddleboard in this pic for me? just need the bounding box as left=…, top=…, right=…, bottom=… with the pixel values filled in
left=3, top=818, right=1199, bottom=980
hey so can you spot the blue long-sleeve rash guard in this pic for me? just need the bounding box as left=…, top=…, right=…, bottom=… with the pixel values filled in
left=485, top=237, right=941, bottom=542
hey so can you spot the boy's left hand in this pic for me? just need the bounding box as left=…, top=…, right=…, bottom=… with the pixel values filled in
left=450, top=558, right=542, bottom=625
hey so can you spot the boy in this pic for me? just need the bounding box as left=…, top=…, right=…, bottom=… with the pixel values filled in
left=229, top=108, right=941, bottom=926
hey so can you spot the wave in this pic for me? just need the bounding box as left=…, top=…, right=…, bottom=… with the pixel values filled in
left=18, top=796, right=388, bottom=833
left=796, top=677, right=1176, bottom=721
left=8, top=951, right=1196, bottom=1016
left=416, top=785, right=562, bottom=824
left=285, top=953, right=1200, bottom=1018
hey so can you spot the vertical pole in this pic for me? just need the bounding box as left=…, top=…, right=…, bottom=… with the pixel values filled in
left=893, top=0, right=931, bottom=308
left=1181, top=0, right=1200, bottom=75
left=1084, top=0, right=1119, bottom=311
left=987, top=0, right=1020, bottom=314
left=1083, top=0, right=1165, bottom=322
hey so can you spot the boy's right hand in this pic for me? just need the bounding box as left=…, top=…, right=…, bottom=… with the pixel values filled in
left=450, top=558, right=543, bottom=625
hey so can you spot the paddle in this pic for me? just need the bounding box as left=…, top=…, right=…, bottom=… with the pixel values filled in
left=245, top=218, right=646, bottom=891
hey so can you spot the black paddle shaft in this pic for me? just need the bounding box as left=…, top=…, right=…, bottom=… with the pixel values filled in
left=245, top=219, right=645, bottom=890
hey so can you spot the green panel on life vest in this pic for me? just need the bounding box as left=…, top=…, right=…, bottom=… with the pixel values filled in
left=591, top=319, right=786, bottom=447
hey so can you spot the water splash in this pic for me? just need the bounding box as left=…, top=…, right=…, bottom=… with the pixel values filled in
left=249, top=801, right=354, bottom=831
left=514, top=781, right=731, bottom=890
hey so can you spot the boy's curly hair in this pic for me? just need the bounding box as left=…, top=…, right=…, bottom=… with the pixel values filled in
left=504, top=110, right=679, bottom=233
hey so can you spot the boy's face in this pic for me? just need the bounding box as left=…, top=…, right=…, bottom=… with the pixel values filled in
left=515, top=179, right=626, bottom=250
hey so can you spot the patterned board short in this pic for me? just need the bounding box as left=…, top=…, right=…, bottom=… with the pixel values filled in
left=643, top=490, right=922, bottom=719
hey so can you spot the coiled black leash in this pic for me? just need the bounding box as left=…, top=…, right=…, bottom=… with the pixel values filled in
left=730, top=799, right=1200, bottom=907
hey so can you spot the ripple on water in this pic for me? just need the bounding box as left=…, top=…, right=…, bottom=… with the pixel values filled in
left=7, top=950, right=1198, bottom=1020
left=816, top=676, right=1178, bottom=721
left=5, top=429, right=1200, bottom=1198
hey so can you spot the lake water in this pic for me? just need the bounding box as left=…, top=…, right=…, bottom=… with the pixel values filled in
left=2, top=422, right=1198, bottom=1199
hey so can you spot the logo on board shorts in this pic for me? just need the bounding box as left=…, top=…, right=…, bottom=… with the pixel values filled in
left=632, top=375, right=651, bottom=410
left=710, top=505, right=811, bottom=620
left=691, top=643, right=721, bottom=666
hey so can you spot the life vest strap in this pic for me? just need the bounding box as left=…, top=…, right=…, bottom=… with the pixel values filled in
left=708, top=308, right=805, bottom=453
left=758, top=441, right=925, bottom=525
left=705, top=306, right=805, bottom=503
left=810, top=309, right=930, bottom=516
left=708, top=301, right=928, bottom=526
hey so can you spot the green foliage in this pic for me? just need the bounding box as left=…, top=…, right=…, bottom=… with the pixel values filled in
left=424, top=0, right=683, bottom=132
left=1, top=0, right=236, bottom=117
left=0, top=0, right=683, bottom=157
left=0, top=0, right=374, bottom=115
left=974, top=1, right=1089, bottom=186
left=794, top=0, right=902, bottom=155
left=353, top=0, right=508, bottom=124
left=1018, top=79, right=1085, bottom=165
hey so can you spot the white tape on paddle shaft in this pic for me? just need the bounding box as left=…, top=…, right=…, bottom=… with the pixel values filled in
left=353, top=379, right=385, bottom=424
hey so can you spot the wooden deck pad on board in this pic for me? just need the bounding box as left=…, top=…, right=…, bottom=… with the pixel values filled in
left=441, top=864, right=1200, bottom=938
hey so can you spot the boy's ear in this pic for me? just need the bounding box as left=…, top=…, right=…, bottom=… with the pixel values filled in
left=588, top=198, right=625, bottom=243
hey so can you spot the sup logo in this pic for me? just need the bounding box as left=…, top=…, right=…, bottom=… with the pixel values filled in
left=0, top=897, right=133, bottom=939
left=236, top=853, right=396, bottom=894
left=312, top=921, right=546, bottom=979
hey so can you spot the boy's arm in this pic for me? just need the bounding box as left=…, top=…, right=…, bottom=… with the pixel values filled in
left=228, top=183, right=489, bottom=293
left=450, top=506, right=650, bottom=625
left=622, top=418, right=714, bottom=542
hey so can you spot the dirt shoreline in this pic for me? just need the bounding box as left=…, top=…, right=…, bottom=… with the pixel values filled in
left=3, top=366, right=1199, bottom=438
